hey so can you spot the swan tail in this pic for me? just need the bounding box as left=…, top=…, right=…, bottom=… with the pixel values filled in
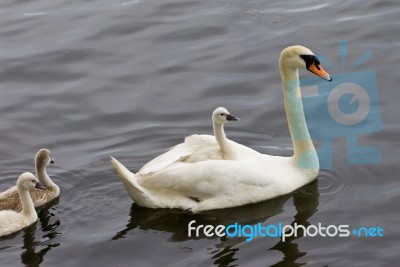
left=110, top=157, right=152, bottom=206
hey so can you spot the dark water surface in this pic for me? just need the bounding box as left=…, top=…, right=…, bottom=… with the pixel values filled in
left=0, top=0, right=399, bottom=266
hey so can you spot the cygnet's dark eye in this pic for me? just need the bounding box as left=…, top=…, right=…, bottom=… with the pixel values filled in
left=220, top=113, right=225, bottom=116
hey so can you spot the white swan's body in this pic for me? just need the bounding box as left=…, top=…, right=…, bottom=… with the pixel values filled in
left=0, top=149, right=59, bottom=212
left=0, top=172, right=46, bottom=237
left=111, top=45, right=332, bottom=212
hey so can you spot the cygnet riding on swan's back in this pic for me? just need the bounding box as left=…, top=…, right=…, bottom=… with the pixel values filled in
left=0, top=149, right=59, bottom=212
left=182, top=107, right=239, bottom=163
left=111, top=45, right=332, bottom=212
left=135, top=107, right=239, bottom=174
left=0, top=172, right=46, bottom=237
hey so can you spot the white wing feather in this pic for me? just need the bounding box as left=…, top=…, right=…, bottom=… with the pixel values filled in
left=138, top=134, right=218, bottom=175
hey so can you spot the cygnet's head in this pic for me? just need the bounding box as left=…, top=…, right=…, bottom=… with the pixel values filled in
left=17, top=172, right=46, bottom=191
left=35, top=148, right=54, bottom=170
left=279, top=45, right=332, bottom=81
left=212, top=107, right=239, bottom=125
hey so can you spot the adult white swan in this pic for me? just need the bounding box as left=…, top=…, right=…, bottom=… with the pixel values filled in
left=0, top=149, right=58, bottom=211
left=0, top=172, right=46, bottom=237
left=111, top=45, right=332, bottom=212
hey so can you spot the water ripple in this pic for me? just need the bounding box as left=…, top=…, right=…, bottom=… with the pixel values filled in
left=301, top=169, right=348, bottom=197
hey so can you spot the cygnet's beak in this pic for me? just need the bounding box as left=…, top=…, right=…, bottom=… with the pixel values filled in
left=50, top=157, right=55, bottom=164
left=35, top=182, right=47, bottom=190
left=226, top=114, right=239, bottom=121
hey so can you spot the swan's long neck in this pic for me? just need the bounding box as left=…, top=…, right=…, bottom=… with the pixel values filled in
left=214, top=123, right=234, bottom=160
left=19, top=188, right=36, bottom=216
left=279, top=64, right=318, bottom=169
left=36, top=163, right=57, bottom=190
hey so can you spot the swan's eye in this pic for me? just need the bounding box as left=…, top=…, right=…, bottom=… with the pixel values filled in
left=220, top=113, right=225, bottom=116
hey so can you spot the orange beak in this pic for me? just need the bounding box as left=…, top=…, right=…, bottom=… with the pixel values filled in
left=308, top=63, right=332, bottom=81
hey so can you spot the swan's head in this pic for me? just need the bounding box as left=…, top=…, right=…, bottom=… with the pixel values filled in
left=280, top=45, right=332, bottom=81
left=212, top=107, right=239, bottom=125
left=17, top=172, right=46, bottom=191
left=35, top=148, right=54, bottom=169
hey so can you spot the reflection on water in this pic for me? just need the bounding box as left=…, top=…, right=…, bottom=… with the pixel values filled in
left=270, top=180, right=319, bottom=267
left=20, top=206, right=61, bottom=267
left=112, top=195, right=290, bottom=242
left=112, top=181, right=319, bottom=266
